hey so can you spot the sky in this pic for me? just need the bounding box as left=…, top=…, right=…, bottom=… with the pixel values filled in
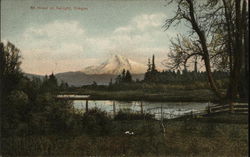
left=1, top=0, right=186, bottom=75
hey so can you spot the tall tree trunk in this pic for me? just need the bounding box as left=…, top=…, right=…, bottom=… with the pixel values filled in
left=0, top=43, right=5, bottom=101
left=239, top=0, right=249, bottom=99
left=187, top=0, right=223, bottom=98
left=244, top=4, right=249, bottom=99
left=226, top=0, right=246, bottom=102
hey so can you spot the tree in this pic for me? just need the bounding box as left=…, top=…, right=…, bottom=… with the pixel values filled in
left=60, top=81, right=69, bottom=90
left=41, top=73, right=59, bottom=93
left=147, top=58, right=151, bottom=72
left=115, top=75, right=122, bottom=84
left=114, top=69, right=133, bottom=84
left=144, top=55, right=159, bottom=82
left=0, top=41, right=78, bottom=136
left=121, top=69, right=126, bottom=82
left=109, top=78, right=113, bottom=86
left=221, top=0, right=249, bottom=101
left=125, top=70, right=132, bottom=83
left=164, top=0, right=248, bottom=102
left=164, top=0, right=223, bottom=98
left=0, top=41, right=28, bottom=136
left=0, top=41, right=23, bottom=98
left=151, top=54, right=156, bottom=72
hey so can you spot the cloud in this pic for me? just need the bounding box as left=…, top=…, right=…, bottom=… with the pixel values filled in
left=133, top=13, right=165, bottom=30
left=95, top=13, right=169, bottom=57
left=112, top=13, right=167, bottom=48
left=21, top=20, right=85, bottom=53
left=15, top=20, right=89, bottom=74
left=16, top=13, right=171, bottom=74
left=23, top=20, right=85, bottom=39
left=114, top=13, right=166, bottom=33
left=81, top=13, right=169, bottom=61
left=107, top=13, right=169, bottom=65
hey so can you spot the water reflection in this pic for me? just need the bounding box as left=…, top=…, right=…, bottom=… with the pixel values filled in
left=73, top=100, right=212, bottom=119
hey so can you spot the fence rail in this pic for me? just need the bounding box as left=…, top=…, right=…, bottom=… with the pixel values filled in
left=60, top=97, right=248, bottom=120
left=146, top=103, right=248, bottom=120
left=208, top=104, right=248, bottom=114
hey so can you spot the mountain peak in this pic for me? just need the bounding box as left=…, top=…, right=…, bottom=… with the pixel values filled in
left=82, top=54, right=146, bottom=75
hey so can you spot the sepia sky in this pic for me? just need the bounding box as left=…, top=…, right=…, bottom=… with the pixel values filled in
left=1, top=0, right=187, bottom=75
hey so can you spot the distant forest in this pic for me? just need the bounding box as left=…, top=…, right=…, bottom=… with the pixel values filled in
left=143, top=55, right=228, bottom=84
left=110, top=55, right=229, bottom=86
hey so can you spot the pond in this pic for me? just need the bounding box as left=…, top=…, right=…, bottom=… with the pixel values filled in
left=73, top=100, right=213, bottom=119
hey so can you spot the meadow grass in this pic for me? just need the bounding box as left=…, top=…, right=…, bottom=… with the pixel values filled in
left=1, top=113, right=248, bottom=157
left=79, top=88, right=218, bottom=102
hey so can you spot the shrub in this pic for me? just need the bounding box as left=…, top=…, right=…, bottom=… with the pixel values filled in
left=114, top=110, right=154, bottom=121
left=81, top=108, right=112, bottom=136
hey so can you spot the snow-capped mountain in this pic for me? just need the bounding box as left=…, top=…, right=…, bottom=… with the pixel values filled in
left=82, top=55, right=147, bottom=74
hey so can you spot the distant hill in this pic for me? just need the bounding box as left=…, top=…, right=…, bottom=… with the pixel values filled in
left=25, top=71, right=144, bottom=87
left=24, top=73, right=44, bottom=80
left=24, top=54, right=148, bottom=86
left=55, top=71, right=144, bottom=86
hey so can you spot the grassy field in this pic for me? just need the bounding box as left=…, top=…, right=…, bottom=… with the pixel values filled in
left=1, top=113, right=248, bottom=157
left=73, top=88, right=219, bottom=102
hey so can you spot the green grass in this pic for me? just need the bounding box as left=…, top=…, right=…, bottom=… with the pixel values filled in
left=64, top=82, right=228, bottom=102
left=1, top=113, right=248, bottom=156
left=77, top=88, right=218, bottom=102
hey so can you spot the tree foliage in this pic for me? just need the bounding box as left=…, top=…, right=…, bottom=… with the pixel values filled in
left=0, top=41, right=23, bottom=98
left=164, top=0, right=249, bottom=101
left=0, top=41, right=77, bottom=137
left=145, top=54, right=159, bottom=82
left=115, top=69, right=133, bottom=84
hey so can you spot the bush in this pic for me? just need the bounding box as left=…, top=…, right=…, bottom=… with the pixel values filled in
left=81, top=108, right=112, bottom=136
left=114, top=110, right=154, bottom=121
left=1, top=90, right=30, bottom=136
left=8, top=90, right=29, bottom=108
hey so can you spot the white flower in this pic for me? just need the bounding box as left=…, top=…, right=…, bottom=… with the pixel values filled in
left=124, top=131, right=135, bottom=135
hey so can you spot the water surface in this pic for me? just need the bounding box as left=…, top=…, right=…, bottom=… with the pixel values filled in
left=73, top=100, right=212, bottom=119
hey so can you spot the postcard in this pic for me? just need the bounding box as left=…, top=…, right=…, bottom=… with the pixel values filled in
left=1, top=0, right=248, bottom=156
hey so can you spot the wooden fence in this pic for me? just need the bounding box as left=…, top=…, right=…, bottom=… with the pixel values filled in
left=56, top=95, right=248, bottom=120
left=207, top=103, right=248, bottom=114
left=146, top=103, right=248, bottom=120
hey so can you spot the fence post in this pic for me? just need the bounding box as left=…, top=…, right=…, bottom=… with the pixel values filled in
left=161, top=104, right=163, bottom=121
left=207, top=102, right=211, bottom=114
left=160, top=104, right=165, bottom=136
left=113, top=101, right=116, bottom=117
left=86, top=99, right=88, bottom=113
left=230, top=102, right=234, bottom=113
left=140, top=101, right=143, bottom=114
